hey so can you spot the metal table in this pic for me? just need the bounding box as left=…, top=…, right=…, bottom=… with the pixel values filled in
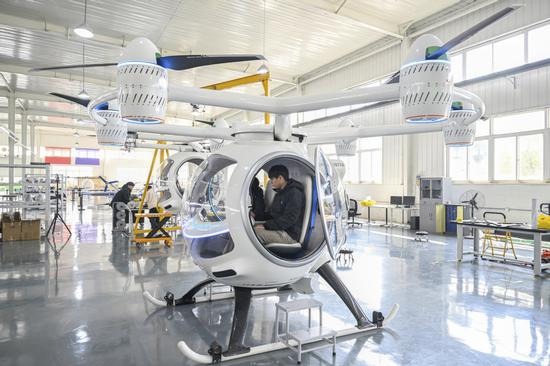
left=366, top=205, right=419, bottom=227
left=455, top=220, right=550, bottom=276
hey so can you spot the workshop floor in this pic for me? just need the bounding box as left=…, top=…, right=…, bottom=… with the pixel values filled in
left=0, top=203, right=549, bottom=366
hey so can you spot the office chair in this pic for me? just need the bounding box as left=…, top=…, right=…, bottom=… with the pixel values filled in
left=347, top=198, right=362, bottom=228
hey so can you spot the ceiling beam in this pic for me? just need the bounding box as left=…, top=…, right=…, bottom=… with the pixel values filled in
left=281, top=0, right=403, bottom=39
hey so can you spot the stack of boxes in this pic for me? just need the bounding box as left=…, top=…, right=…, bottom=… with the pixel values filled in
left=1, top=213, right=41, bottom=241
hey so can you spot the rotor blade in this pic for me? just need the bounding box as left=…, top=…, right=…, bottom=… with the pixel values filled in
left=156, top=54, right=266, bottom=71
left=194, top=119, right=214, bottom=126
left=50, top=92, right=90, bottom=107
left=386, top=70, right=400, bottom=84
left=427, top=6, right=521, bottom=60
left=30, top=63, right=118, bottom=72
left=472, top=192, right=478, bottom=200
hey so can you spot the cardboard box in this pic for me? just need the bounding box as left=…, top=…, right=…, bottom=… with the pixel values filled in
left=21, top=220, right=41, bottom=241
left=2, top=222, right=22, bottom=241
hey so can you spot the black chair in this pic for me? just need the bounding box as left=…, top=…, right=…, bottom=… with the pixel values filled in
left=347, top=198, right=362, bottom=228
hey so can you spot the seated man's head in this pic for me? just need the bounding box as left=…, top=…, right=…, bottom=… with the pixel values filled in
left=268, top=165, right=289, bottom=190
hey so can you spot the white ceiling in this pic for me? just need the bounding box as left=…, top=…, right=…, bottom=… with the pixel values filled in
left=0, top=0, right=459, bottom=128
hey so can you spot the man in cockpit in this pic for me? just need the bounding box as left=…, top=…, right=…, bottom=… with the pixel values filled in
left=254, top=165, right=305, bottom=245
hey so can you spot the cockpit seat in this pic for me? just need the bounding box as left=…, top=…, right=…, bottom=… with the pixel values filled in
left=262, top=175, right=313, bottom=257
left=264, top=242, right=302, bottom=256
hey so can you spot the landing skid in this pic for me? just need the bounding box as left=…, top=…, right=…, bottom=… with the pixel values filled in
left=177, top=303, right=400, bottom=364
left=143, top=287, right=280, bottom=307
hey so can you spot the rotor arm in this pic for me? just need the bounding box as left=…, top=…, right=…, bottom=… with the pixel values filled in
left=126, top=123, right=235, bottom=140
left=304, top=123, right=448, bottom=145
left=168, top=84, right=400, bottom=114
left=87, top=90, right=118, bottom=126
left=453, top=87, right=486, bottom=124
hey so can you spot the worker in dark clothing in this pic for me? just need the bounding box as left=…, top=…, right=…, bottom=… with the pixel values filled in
left=255, top=165, right=305, bottom=244
left=249, top=177, right=266, bottom=221
left=110, top=182, right=135, bottom=231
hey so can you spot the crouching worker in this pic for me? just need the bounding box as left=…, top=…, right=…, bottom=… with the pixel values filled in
left=110, top=181, right=135, bottom=231
left=254, top=165, right=305, bottom=245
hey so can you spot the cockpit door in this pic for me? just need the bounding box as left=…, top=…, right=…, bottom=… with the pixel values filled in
left=314, top=146, right=348, bottom=260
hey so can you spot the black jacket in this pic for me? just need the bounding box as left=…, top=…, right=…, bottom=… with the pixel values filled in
left=110, top=184, right=132, bottom=207
left=264, top=179, right=305, bottom=241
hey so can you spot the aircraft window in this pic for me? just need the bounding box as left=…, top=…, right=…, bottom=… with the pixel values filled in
left=183, top=155, right=237, bottom=224
left=183, top=155, right=237, bottom=260
left=249, top=158, right=326, bottom=261
left=176, top=161, right=199, bottom=195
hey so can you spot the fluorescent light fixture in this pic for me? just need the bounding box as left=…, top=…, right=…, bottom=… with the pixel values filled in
left=77, top=88, right=89, bottom=99
left=74, top=0, right=93, bottom=38
left=74, top=23, right=94, bottom=38
left=257, top=63, right=269, bottom=74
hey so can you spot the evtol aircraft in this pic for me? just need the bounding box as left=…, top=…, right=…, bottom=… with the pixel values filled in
left=32, top=6, right=519, bottom=363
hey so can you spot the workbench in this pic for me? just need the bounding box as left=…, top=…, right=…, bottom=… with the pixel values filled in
left=455, top=220, right=550, bottom=276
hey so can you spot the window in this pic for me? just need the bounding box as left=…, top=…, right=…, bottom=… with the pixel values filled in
left=518, top=134, right=543, bottom=180
left=448, top=108, right=547, bottom=183
left=475, top=119, right=490, bottom=137
left=493, top=34, right=524, bottom=72
left=448, top=147, right=467, bottom=181
left=360, top=149, right=382, bottom=183
left=493, top=110, right=545, bottom=135
left=466, top=44, right=493, bottom=79
left=494, top=137, right=516, bottom=180
left=453, top=22, right=550, bottom=83
left=468, top=140, right=489, bottom=181
left=341, top=155, right=359, bottom=183
left=528, top=24, right=550, bottom=62
left=451, top=54, right=464, bottom=82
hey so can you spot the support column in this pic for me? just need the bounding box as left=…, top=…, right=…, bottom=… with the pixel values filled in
left=21, top=112, right=27, bottom=165
left=30, top=122, right=36, bottom=162
left=8, top=92, right=15, bottom=194
left=399, top=36, right=416, bottom=196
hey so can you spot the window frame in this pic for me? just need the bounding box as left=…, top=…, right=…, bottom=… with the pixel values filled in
left=447, top=107, right=548, bottom=184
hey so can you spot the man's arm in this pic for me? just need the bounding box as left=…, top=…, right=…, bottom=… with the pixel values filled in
left=264, top=189, right=303, bottom=231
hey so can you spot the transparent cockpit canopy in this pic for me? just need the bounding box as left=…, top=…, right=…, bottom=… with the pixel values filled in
left=315, top=147, right=348, bottom=259
left=176, top=160, right=199, bottom=195
left=182, top=155, right=237, bottom=239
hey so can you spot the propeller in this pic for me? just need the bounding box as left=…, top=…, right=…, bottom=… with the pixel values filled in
left=426, top=6, right=520, bottom=60
left=50, top=92, right=90, bottom=107
left=50, top=92, right=110, bottom=110
left=31, top=54, right=265, bottom=72
left=386, top=5, right=521, bottom=84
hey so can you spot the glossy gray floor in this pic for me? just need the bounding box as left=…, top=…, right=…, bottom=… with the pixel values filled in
left=1, top=204, right=549, bottom=366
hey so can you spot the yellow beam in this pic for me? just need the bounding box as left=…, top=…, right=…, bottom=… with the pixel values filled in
left=202, top=73, right=270, bottom=90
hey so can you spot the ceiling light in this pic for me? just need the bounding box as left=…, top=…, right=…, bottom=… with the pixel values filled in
left=73, top=131, right=80, bottom=138
left=77, top=88, right=89, bottom=99
left=74, top=23, right=94, bottom=38
left=257, top=63, right=269, bottom=74
left=74, top=0, right=94, bottom=38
